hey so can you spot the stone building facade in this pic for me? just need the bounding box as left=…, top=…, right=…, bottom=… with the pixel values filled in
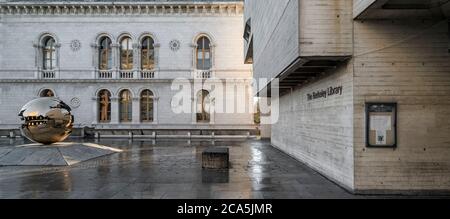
left=245, top=0, right=450, bottom=194
left=0, top=0, right=255, bottom=137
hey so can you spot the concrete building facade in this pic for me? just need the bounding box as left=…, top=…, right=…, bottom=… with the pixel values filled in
left=0, top=0, right=256, bottom=138
left=245, top=0, right=450, bottom=194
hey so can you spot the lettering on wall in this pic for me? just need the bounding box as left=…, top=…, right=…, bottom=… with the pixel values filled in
left=306, top=86, right=343, bottom=101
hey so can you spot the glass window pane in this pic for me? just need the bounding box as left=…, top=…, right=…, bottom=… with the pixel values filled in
left=120, top=90, right=132, bottom=122
left=204, top=59, right=211, bottom=69
left=99, top=37, right=112, bottom=70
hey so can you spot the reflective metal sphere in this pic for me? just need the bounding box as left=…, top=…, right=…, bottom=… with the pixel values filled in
left=18, top=97, right=74, bottom=145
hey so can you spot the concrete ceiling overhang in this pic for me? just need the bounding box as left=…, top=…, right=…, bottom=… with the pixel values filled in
left=354, top=0, right=450, bottom=19
left=256, top=56, right=350, bottom=98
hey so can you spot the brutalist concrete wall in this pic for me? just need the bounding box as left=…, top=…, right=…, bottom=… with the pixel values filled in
left=244, top=0, right=300, bottom=93
left=272, top=63, right=355, bottom=190
left=353, top=18, right=450, bottom=194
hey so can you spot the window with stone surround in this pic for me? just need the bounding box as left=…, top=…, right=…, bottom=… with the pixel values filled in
left=141, top=36, right=155, bottom=71
left=119, top=90, right=132, bottom=123
left=140, top=89, right=154, bottom=122
left=42, top=36, right=57, bottom=70
left=40, top=89, right=55, bottom=97
left=99, top=37, right=113, bottom=70
left=120, top=37, right=134, bottom=70
left=196, top=36, right=212, bottom=70
left=98, top=89, right=111, bottom=123
left=196, top=89, right=211, bottom=123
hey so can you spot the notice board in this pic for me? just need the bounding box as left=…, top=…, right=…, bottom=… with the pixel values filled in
left=366, top=103, right=397, bottom=148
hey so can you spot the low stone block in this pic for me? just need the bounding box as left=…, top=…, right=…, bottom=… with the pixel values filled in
left=202, top=147, right=229, bottom=169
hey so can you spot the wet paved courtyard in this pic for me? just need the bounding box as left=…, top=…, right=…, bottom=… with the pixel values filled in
left=0, top=138, right=419, bottom=199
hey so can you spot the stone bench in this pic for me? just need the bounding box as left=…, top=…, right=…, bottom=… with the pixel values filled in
left=202, top=147, right=229, bottom=169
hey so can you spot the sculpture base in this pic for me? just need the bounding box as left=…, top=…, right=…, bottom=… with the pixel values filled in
left=0, top=142, right=122, bottom=166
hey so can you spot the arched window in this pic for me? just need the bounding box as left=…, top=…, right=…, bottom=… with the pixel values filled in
left=196, top=36, right=211, bottom=70
left=120, top=37, right=133, bottom=70
left=43, top=37, right=56, bottom=70
left=98, top=90, right=111, bottom=123
left=196, top=90, right=210, bottom=123
left=140, top=89, right=154, bottom=122
left=119, top=90, right=132, bottom=122
left=40, top=89, right=55, bottom=97
left=141, top=36, right=155, bottom=70
left=99, top=37, right=112, bottom=70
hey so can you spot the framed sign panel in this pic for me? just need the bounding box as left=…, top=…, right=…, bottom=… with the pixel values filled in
left=366, top=103, right=397, bottom=148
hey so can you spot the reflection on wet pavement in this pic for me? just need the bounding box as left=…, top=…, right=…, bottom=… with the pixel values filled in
left=0, top=138, right=365, bottom=199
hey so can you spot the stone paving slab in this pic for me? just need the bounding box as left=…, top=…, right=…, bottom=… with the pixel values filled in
left=0, top=148, right=14, bottom=159
left=0, top=139, right=446, bottom=199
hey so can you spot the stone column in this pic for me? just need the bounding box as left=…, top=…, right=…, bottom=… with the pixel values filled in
left=110, top=97, right=119, bottom=124
left=210, top=97, right=215, bottom=125
left=55, top=43, right=61, bottom=79
left=210, top=43, right=216, bottom=69
left=112, top=43, right=120, bottom=79
left=191, top=96, right=197, bottom=124
left=190, top=43, right=197, bottom=69
left=92, top=97, right=98, bottom=125
left=132, top=97, right=140, bottom=124
left=33, top=42, right=42, bottom=79
left=91, top=43, right=99, bottom=79
left=133, top=43, right=140, bottom=79
left=154, top=43, right=161, bottom=69
left=154, top=97, right=159, bottom=124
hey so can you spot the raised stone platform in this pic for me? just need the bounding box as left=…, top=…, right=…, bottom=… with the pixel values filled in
left=0, top=142, right=122, bottom=166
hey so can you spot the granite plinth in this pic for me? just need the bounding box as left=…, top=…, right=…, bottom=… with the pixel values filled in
left=202, top=147, right=229, bottom=169
left=0, top=142, right=122, bottom=166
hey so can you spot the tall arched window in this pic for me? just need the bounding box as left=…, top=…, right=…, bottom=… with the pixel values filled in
left=141, top=36, right=155, bottom=70
left=119, top=90, right=132, bottom=122
left=98, top=89, right=111, bottom=123
left=40, top=89, right=55, bottom=97
left=196, top=36, right=211, bottom=70
left=120, top=37, right=133, bottom=70
left=196, top=90, right=210, bottom=123
left=43, top=37, right=56, bottom=70
left=99, top=37, right=112, bottom=70
left=140, top=89, right=154, bottom=122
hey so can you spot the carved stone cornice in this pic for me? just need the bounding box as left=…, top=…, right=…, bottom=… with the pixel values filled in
left=0, top=2, right=244, bottom=16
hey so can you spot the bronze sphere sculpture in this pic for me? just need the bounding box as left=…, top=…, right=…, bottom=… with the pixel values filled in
left=18, top=97, right=74, bottom=145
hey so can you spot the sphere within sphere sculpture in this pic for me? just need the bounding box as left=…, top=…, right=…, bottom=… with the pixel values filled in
left=18, top=97, right=74, bottom=145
